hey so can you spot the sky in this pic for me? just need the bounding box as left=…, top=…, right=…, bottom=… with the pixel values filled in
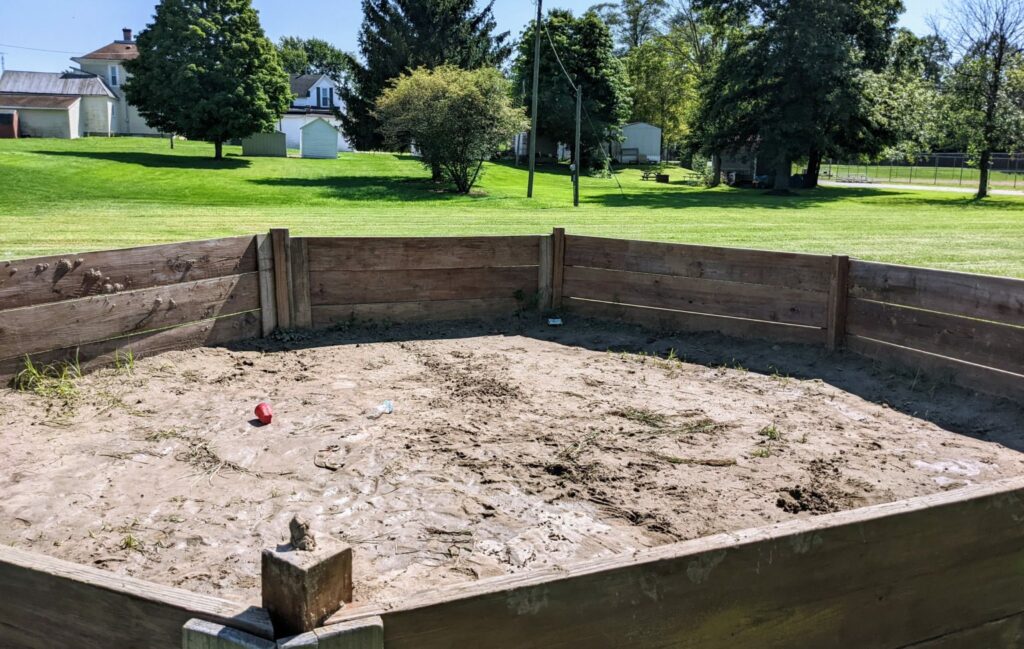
left=0, top=0, right=936, bottom=74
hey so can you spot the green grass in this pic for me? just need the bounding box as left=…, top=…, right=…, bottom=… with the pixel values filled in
left=2, top=137, right=1023, bottom=277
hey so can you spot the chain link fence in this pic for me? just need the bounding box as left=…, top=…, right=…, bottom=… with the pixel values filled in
left=823, top=153, right=1024, bottom=189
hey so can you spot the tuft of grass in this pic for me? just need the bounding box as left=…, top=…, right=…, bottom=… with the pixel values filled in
left=612, top=406, right=668, bottom=428
left=752, top=448, right=773, bottom=459
left=12, top=355, right=82, bottom=399
left=114, top=348, right=136, bottom=374
left=759, top=424, right=783, bottom=441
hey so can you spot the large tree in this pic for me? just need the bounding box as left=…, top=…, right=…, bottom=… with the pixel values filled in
left=341, top=0, right=511, bottom=151
left=591, top=0, right=669, bottom=52
left=376, top=66, right=527, bottom=193
left=513, top=9, right=631, bottom=169
left=934, top=0, right=1024, bottom=198
left=692, top=0, right=901, bottom=191
left=277, top=37, right=350, bottom=83
left=124, top=0, right=292, bottom=160
left=624, top=36, right=696, bottom=155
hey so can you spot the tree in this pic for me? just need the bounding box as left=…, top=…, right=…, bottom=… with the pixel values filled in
left=124, top=0, right=292, bottom=160
left=934, top=0, right=1024, bottom=198
left=341, top=0, right=512, bottom=151
left=512, top=9, right=631, bottom=169
left=591, top=0, right=669, bottom=52
left=376, top=66, right=528, bottom=193
left=624, top=37, right=696, bottom=155
left=692, top=0, right=901, bottom=192
left=277, top=37, right=350, bottom=83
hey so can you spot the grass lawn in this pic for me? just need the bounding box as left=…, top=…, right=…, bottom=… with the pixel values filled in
left=1, top=137, right=1023, bottom=277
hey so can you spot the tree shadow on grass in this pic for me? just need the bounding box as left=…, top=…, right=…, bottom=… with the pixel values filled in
left=33, top=150, right=251, bottom=170
left=249, top=176, right=469, bottom=202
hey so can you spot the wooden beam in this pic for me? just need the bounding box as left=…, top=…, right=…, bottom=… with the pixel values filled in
left=551, top=228, right=566, bottom=310
left=182, top=619, right=276, bottom=649
left=278, top=617, right=384, bottom=649
left=305, top=236, right=540, bottom=272
left=537, top=235, right=553, bottom=311
left=290, top=237, right=312, bottom=329
left=309, top=268, right=537, bottom=307
left=826, top=254, right=850, bottom=351
left=270, top=229, right=292, bottom=330
left=311, top=298, right=521, bottom=329
left=256, top=234, right=277, bottom=337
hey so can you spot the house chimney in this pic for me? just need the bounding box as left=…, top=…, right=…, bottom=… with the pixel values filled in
left=122, top=28, right=133, bottom=42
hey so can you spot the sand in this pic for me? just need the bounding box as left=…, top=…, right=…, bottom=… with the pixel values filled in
left=1, top=317, right=1022, bottom=607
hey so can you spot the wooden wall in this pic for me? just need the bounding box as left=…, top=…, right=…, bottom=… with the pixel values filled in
left=0, top=236, right=265, bottom=377
left=302, top=236, right=543, bottom=329
left=846, top=260, right=1024, bottom=403
left=323, top=477, right=1024, bottom=649
left=559, top=235, right=835, bottom=346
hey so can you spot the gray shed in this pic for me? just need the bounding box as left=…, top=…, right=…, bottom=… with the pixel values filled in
left=300, top=118, right=340, bottom=159
left=242, top=132, right=287, bottom=157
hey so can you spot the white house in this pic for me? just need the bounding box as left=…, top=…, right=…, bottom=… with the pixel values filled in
left=300, top=118, right=341, bottom=159
left=280, top=74, right=353, bottom=152
left=611, top=122, right=663, bottom=163
left=71, top=28, right=161, bottom=136
left=0, top=70, right=115, bottom=138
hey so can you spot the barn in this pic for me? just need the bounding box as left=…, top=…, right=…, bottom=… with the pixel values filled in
left=0, top=70, right=115, bottom=138
left=300, top=118, right=341, bottom=159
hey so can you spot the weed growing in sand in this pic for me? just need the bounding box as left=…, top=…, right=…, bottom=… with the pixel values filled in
left=612, top=406, right=668, bottom=428
left=759, top=424, right=783, bottom=441
left=114, top=348, right=136, bottom=374
left=12, top=355, right=81, bottom=400
left=751, top=448, right=773, bottom=459
left=116, top=519, right=145, bottom=553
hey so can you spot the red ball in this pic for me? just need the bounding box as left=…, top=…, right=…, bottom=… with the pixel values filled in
left=255, top=402, right=273, bottom=425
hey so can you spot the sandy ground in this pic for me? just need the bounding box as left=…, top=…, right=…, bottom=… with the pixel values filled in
left=1, top=317, right=1022, bottom=607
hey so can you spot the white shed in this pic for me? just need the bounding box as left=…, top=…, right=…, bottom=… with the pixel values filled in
left=613, top=122, right=663, bottom=163
left=300, top=118, right=341, bottom=159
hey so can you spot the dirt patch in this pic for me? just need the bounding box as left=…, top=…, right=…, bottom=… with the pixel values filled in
left=1, top=317, right=1022, bottom=607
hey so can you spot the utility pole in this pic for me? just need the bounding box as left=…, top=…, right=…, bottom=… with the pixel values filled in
left=0, top=52, right=6, bottom=75
left=573, top=84, right=582, bottom=207
left=527, top=0, right=542, bottom=198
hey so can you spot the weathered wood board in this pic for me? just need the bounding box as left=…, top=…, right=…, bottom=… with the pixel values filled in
left=306, top=237, right=540, bottom=272
left=310, top=268, right=537, bottom=306
left=311, top=299, right=522, bottom=329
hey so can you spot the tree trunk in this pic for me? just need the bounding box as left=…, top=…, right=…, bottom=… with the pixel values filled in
left=214, top=139, right=223, bottom=160
left=709, top=153, right=722, bottom=187
left=978, top=36, right=1006, bottom=200
left=431, top=161, right=443, bottom=183
left=803, top=149, right=821, bottom=189
left=771, top=155, right=791, bottom=193
left=978, top=149, right=991, bottom=199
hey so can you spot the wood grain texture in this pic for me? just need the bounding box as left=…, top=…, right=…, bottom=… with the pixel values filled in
left=565, top=235, right=832, bottom=293
left=256, top=234, right=277, bottom=337
left=846, top=335, right=1024, bottom=404
left=847, top=299, right=1024, bottom=376
left=849, top=260, right=1024, bottom=326
left=290, top=238, right=313, bottom=329
left=903, top=613, right=1024, bottom=648
left=0, top=236, right=258, bottom=311
left=0, top=312, right=261, bottom=378
left=323, top=478, right=1024, bottom=649
left=0, top=544, right=273, bottom=649
left=537, top=236, right=553, bottom=311
left=271, top=229, right=292, bottom=330
left=311, top=299, right=521, bottom=328
left=563, top=266, right=828, bottom=327
left=310, top=267, right=537, bottom=306
left=182, top=619, right=276, bottom=649
left=827, top=255, right=850, bottom=351
left=551, top=228, right=566, bottom=310
left=566, top=298, right=826, bottom=346
left=305, top=237, right=540, bottom=272
left=0, top=273, right=260, bottom=362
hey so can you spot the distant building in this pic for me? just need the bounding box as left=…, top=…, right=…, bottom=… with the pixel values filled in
left=0, top=70, right=115, bottom=138
left=279, top=74, right=353, bottom=152
left=610, top=122, right=662, bottom=164
left=300, top=118, right=342, bottom=159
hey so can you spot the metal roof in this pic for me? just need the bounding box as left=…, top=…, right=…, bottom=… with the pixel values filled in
left=0, top=71, right=115, bottom=98
left=0, top=93, right=81, bottom=109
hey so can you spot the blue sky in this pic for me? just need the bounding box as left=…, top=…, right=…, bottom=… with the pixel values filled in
left=0, top=0, right=936, bottom=74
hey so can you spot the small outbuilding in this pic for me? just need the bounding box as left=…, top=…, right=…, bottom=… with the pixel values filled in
left=611, top=122, right=663, bottom=164
left=242, top=132, right=287, bottom=157
left=300, top=118, right=341, bottom=159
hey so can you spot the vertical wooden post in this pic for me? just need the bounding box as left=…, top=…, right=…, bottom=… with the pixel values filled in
left=255, top=234, right=278, bottom=337
left=290, top=237, right=312, bottom=329
left=826, top=255, right=850, bottom=351
left=182, top=619, right=275, bottom=649
left=270, top=229, right=292, bottom=331
left=537, top=234, right=553, bottom=311
left=551, top=227, right=566, bottom=310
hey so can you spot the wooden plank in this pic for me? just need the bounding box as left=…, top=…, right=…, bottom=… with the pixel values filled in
left=182, top=619, right=276, bottom=649
left=310, top=267, right=538, bottom=306
left=311, top=299, right=521, bottom=329
left=846, top=335, right=1024, bottom=404
left=323, top=478, right=1024, bottom=649
left=271, top=229, right=292, bottom=330
left=0, top=236, right=258, bottom=311
left=551, top=228, right=565, bottom=310
left=565, top=235, right=832, bottom=293
left=537, top=236, right=553, bottom=311
left=0, top=273, right=260, bottom=362
left=566, top=298, right=826, bottom=346
left=563, top=266, right=828, bottom=327
left=256, top=234, right=277, bottom=337
left=290, top=238, right=313, bottom=329
left=0, top=544, right=273, bottom=649
left=847, top=298, right=1024, bottom=376
left=827, top=255, right=850, bottom=351
left=849, top=260, right=1024, bottom=327
left=0, top=311, right=261, bottom=378
left=280, top=617, right=385, bottom=649
left=305, top=237, right=540, bottom=272
left=904, top=613, right=1024, bottom=648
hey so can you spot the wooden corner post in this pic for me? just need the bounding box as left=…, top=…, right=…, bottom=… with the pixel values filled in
left=826, top=255, right=850, bottom=351
left=290, top=237, right=312, bottom=329
left=256, top=234, right=278, bottom=337
left=262, top=517, right=353, bottom=639
left=552, top=227, right=566, bottom=310
left=270, top=229, right=293, bottom=331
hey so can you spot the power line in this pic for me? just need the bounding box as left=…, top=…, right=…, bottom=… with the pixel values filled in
left=0, top=42, right=83, bottom=55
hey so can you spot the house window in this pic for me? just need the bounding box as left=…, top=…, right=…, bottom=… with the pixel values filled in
left=317, top=86, right=333, bottom=108
left=109, top=65, right=119, bottom=87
